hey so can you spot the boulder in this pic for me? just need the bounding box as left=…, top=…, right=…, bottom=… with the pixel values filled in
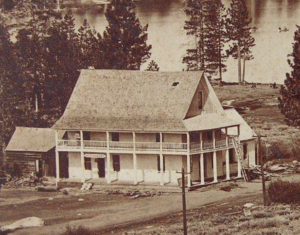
left=1, top=217, right=44, bottom=232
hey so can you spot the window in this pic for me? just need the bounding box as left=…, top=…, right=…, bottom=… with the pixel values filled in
left=112, top=133, right=119, bottom=141
left=211, top=155, right=214, bottom=169
left=113, top=155, right=120, bottom=172
left=157, top=155, right=165, bottom=172
left=83, top=132, right=90, bottom=140
left=207, top=131, right=213, bottom=141
left=243, top=144, right=248, bottom=160
left=156, top=133, right=160, bottom=142
left=229, top=149, right=235, bottom=163
left=84, top=158, right=91, bottom=170
left=198, top=91, right=203, bottom=109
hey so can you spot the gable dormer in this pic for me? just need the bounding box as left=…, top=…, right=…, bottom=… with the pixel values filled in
left=185, top=75, right=225, bottom=119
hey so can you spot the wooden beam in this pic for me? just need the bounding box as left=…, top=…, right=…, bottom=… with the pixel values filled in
left=133, top=132, right=137, bottom=185
left=160, top=132, right=164, bottom=186
left=80, top=131, right=85, bottom=183
left=55, top=130, right=60, bottom=187
left=106, top=131, right=111, bottom=184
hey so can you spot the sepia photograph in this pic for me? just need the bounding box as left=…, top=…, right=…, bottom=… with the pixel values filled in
left=0, top=0, right=300, bottom=234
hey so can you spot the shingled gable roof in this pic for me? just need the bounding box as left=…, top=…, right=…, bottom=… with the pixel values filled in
left=53, top=70, right=240, bottom=132
left=6, top=127, right=65, bottom=152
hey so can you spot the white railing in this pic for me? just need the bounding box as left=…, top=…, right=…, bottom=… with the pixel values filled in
left=58, top=138, right=234, bottom=152
left=109, top=141, right=134, bottom=149
left=83, top=140, right=106, bottom=149
left=216, top=139, right=227, bottom=148
left=203, top=141, right=214, bottom=150
left=163, top=142, right=188, bottom=150
left=58, top=140, right=81, bottom=148
left=135, top=142, right=160, bottom=150
left=190, top=143, right=202, bottom=151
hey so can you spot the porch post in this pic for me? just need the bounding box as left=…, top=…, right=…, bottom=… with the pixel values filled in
left=133, top=132, right=137, bottom=185
left=213, top=130, right=216, bottom=149
left=225, top=128, right=228, bottom=145
left=213, top=151, right=218, bottom=183
left=237, top=151, right=242, bottom=178
left=226, top=149, right=230, bottom=180
left=187, top=133, right=191, bottom=187
left=55, top=130, right=60, bottom=187
left=106, top=131, right=111, bottom=184
left=200, top=153, right=205, bottom=185
left=159, top=132, right=164, bottom=186
left=80, top=131, right=85, bottom=183
left=200, top=132, right=203, bottom=150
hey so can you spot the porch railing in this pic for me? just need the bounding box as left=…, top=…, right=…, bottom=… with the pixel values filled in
left=57, top=138, right=233, bottom=152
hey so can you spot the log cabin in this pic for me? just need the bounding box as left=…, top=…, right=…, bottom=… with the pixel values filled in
left=6, top=127, right=65, bottom=177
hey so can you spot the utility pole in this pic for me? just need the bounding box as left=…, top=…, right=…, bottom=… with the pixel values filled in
left=257, top=133, right=267, bottom=206
left=182, top=167, right=188, bottom=235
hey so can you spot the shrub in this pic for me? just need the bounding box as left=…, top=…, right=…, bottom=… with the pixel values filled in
left=268, top=180, right=300, bottom=204
left=60, top=226, right=94, bottom=235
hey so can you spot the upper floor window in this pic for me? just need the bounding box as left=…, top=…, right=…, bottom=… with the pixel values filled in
left=112, top=133, right=119, bottom=141
left=198, top=91, right=203, bottom=110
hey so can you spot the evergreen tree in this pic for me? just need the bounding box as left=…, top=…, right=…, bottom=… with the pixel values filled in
left=78, top=19, right=104, bottom=69
left=279, top=26, right=300, bottom=126
left=183, top=0, right=228, bottom=82
left=45, top=10, right=80, bottom=113
left=0, top=22, right=25, bottom=164
left=204, top=0, right=228, bottom=82
left=102, top=0, right=152, bottom=70
left=183, top=0, right=206, bottom=71
left=146, top=60, right=160, bottom=71
left=226, top=0, right=255, bottom=85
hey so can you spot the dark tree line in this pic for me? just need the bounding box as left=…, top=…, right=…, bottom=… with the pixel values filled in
left=183, top=0, right=255, bottom=84
left=279, top=26, right=300, bottom=126
left=0, top=0, right=151, bottom=163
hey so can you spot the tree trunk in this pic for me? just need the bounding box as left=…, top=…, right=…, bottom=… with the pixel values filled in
left=242, top=56, right=246, bottom=84
left=1, top=141, right=7, bottom=169
left=238, top=44, right=242, bottom=85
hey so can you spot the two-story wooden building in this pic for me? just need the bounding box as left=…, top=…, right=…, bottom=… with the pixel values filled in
left=52, top=70, right=257, bottom=188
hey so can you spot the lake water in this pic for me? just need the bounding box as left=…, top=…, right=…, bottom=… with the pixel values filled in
left=65, top=0, right=300, bottom=84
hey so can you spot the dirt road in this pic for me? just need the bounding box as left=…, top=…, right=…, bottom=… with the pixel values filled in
left=3, top=182, right=262, bottom=235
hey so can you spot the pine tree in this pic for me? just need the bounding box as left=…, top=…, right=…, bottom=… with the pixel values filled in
left=102, top=0, right=152, bottom=70
left=204, top=0, right=228, bottom=82
left=78, top=19, right=104, bottom=69
left=183, top=0, right=206, bottom=71
left=45, top=10, right=80, bottom=113
left=0, top=22, right=26, bottom=164
left=183, top=0, right=228, bottom=81
left=146, top=60, right=160, bottom=71
left=226, top=0, right=255, bottom=85
left=279, top=26, right=300, bottom=126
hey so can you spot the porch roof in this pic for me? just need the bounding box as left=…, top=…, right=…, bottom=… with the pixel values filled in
left=183, top=113, right=240, bottom=131
left=224, top=108, right=257, bottom=141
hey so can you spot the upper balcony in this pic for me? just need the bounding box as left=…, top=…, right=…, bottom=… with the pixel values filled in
left=57, top=137, right=235, bottom=154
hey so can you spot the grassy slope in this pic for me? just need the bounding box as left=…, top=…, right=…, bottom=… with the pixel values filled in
left=214, top=84, right=300, bottom=158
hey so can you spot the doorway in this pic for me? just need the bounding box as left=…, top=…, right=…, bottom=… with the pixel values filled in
left=97, top=158, right=106, bottom=178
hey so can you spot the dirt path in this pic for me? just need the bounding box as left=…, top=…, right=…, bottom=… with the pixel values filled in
left=10, top=182, right=262, bottom=235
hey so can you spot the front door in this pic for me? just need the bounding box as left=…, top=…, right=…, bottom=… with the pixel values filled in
left=97, top=159, right=105, bottom=178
